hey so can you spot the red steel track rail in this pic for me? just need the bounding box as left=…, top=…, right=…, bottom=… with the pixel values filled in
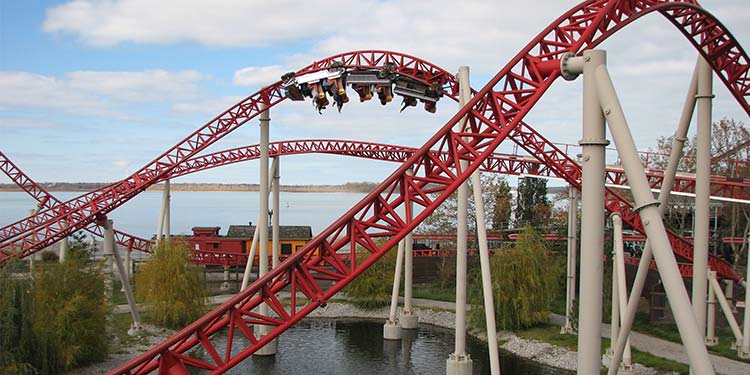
left=99, top=1, right=747, bottom=373
left=0, top=151, right=153, bottom=253
left=7, top=140, right=744, bottom=280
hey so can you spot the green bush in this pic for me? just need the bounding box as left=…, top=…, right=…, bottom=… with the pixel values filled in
left=32, top=249, right=109, bottom=370
left=343, top=245, right=398, bottom=309
left=135, top=241, right=207, bottom=328
left=469, top=225, right=562, bottom=331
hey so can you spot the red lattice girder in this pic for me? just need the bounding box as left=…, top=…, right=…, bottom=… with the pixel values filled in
left=0, top=151, right=153, bottom=253
left=110, top=1, right=749, bottom=373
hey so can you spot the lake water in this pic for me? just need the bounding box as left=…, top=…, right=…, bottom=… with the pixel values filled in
left=220, top=319, right=570, bottom=374
left=0, top=191, right=368, bottom=238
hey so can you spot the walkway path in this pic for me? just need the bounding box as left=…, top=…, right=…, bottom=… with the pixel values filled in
left=114, top=295, right=748, bottom=374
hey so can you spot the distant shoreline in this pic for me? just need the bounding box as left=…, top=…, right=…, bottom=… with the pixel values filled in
left=0, top=182, right=377, bottom=193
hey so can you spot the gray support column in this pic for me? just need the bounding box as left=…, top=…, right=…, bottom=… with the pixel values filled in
left=724, top=280, right=736, bottom=313
left=593, top=57, right=715, bottom=374
left=164, top=179, right=171, bottom=243
left=608, top=58, right=700, bottom=373
left=240, top=159, right=279, bottom=290
left=105, top=219, right=142, bottom=335
left=385, top=240, right=405, bottom=340
left=156, top=180, right=170, bottom=243
left=271, top=157, right=280, bottom=269
left=28, top=209, right=36, bottom=274
left=471, top=170, right=500, bottom=374
left=124, top=249, right=132, bottom=280
left=577, top=49, right=608, bottom=375
left=562, top=186, right=579, bottom=334
left=447, top=65, right=472, bottom=375
left=255, top=102, right=277, bottom=355
left=708, top=271, right=744, bottom=349
left=693, top=57, right=713, bottom=349
left=611, top=214, right=633, bottom=372
left=610, top=251, right=619, bottom=356
left=103, top=220, right=115, bottom=297
left=706, top=271, right=719, bottom=346
left=240, top=160, right=278, bottom=290
left=59, top=220, right=69, bottom=262
left=401, top=169, right=418, bottom=330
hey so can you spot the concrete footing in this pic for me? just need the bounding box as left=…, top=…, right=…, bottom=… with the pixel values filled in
left=560, top=324, right=575, bottom=334
left=255, top=338, right=278, bottom=356
left=399, top=311, right=418, bottom=329
left=705, top=337, right=719, bottom=346
left=383, top=320, right=402, bottom=340
left=738, top=347, right=750, bottom=359
left=127, top=322, right=143, bottom=336
left=617, top=364, right=637, bottom=375
left=446, top=353, right=472, bottom=375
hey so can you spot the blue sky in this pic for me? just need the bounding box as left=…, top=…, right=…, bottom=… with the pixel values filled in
left=1, top=0, right=748, bottom=186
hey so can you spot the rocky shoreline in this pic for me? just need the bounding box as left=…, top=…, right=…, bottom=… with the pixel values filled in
left=75, top=301, right=675, bottom=374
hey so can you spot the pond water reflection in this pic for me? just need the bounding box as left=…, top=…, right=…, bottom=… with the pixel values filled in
left=219, top=319, right=572, bottom=374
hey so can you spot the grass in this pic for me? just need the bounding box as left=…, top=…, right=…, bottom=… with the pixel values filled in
left=516, top=324, right=690, bottom=374
left=409, top=283, right=456, bottom=302
left=632, top=312, right=750, bottom=363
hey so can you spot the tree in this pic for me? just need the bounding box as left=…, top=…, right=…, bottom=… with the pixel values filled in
left=417, top=174, right=513, bottom=234
left=491, top=177, right=512, bottom=231
left=32, top=235, right=109, bottom=371
left=0, top=260, right=49, bottom=375
left=135, top=241, right=207, bottom=328
left=514, top=176, right=550, bottom=227
left=646, top=118, right=749, bottom=267
left=468, top=226, right=561, bottom=330
left=343, top=246, right=398, bottom=309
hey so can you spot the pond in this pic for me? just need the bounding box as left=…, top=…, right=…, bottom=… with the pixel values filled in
left=217, top=319, right=572, bottom=374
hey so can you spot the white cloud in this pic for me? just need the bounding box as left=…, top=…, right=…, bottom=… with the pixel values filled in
left=43, top=0, right=363, bottom=47
left=0, top=69, right=205, bottom=118
left=66, top=70, right=204, bottom=102
left=233, top=65, right=288, bottom=87
left=0, top=71, right=118, bottom=118
left=173, top=95, right=245, bottom=115
left=0, top=117, right=60, bottom=129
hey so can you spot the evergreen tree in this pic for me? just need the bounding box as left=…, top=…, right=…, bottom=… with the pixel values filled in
left=514, top=176, right=550, bottom=227
left=491, top=177, right=512, bottom=231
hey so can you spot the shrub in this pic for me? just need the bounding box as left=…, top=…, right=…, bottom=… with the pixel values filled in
left=344, top=245, right=398, bottom=309
left=135, top=241, right=207, bottom=328
left=469, top=225, right=562, bottom=331
left=32, top=248, right=109, bottom=370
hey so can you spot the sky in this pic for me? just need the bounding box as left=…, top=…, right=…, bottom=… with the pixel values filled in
left=0, top=0, right=748, bottom=187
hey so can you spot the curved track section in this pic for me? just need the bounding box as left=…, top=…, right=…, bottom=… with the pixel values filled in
left=0, top=51, right=456, bottom=259
left=107, top=1, right=748, bottom=373
left=0, top=151, right=153, bottom=253
left=8, top=139, right=747, bottom=262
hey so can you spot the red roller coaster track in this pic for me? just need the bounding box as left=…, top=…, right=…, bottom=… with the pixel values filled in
left=6, top=140, right=740, bottom=279
left=82, top=1, right=748, bottom=373
left=0, top=0, right=745, bottom=371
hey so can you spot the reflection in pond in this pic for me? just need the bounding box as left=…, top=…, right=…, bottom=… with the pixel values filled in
left=211, top=319, right=571, bottom=374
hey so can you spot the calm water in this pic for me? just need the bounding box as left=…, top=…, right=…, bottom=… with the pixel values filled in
left=0, top=191, right=368, bottom=238
left=219, top=319, right=570, bottom=374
